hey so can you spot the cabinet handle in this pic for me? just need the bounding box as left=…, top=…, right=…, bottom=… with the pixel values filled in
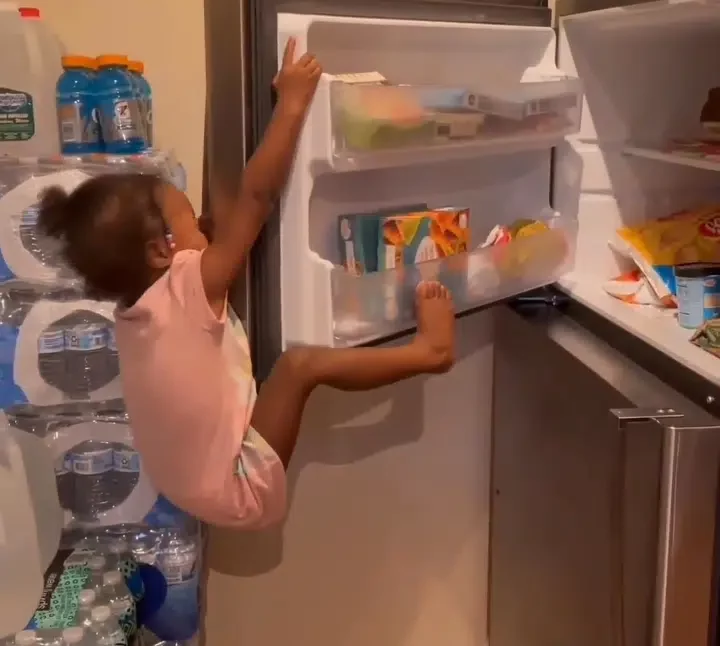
left=611, top=408, right=684, bottom=428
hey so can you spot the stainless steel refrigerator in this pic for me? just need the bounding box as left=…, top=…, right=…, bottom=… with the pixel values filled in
left=200, top=2, right=720, bottom=646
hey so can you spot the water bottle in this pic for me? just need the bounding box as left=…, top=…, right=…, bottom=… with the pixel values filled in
left=76, top=589, right=97, bottom=627
left=129, top=532, right=158, bottom=565
left=71, top=440, right=114, bottom=520
left=18, top=204, right=63, bottom=270
left=56, top=55, right=101, bottom=154
left=64, top=313, right=111, bottom=397
left=38, top=635, right=62, bottom=646
left=90, top=606, right=127, bottom=646
left=106, top=325, right=119, bottom=380
left=13, top=632, right=37, bottom=646
left=94, top=55, right=145, bottom=154
left=38, top=322, right=67, bottom=394
left=102, top=571, right=136, bottom=641
left=61, top=628, right=85, bottom=646
left=53, top=450, right=74, bottom=511
left=146, top=529, right=199, bottom=641
left=112, top=442, right=139, bottom=510
left=86, top=555, right=107, bottom=596
left=127, top=61, right=152, bottom=147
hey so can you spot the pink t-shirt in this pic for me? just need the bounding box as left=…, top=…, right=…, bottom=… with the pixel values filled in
left=114, top=249, right=286, bottom=528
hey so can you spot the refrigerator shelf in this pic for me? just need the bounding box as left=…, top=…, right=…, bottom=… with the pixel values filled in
left=331, top=215, right=574, bottom=346
left=624, top=144, right=720, bottom=172
left=328, top=78, right=582, bottom=171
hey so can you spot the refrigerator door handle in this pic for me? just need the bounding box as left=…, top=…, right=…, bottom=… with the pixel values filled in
left=609, top=407, right=720, bottom=646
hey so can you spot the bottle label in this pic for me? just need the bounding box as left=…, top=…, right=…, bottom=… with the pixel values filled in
left=72, top=447, right=114, bottom=474
left=57, top=93, right=100, bottom=146
left=54, top=453, right=72, bottom=475
left=107, top=326, right=117, bottom=351
left=65, top=324, right=107, bottom=351
left=38, top=328, right=66, bottom=354
left=98, top=96, right=143, bottom=143
left=20, top=205, right=39, bottom=228
left=113, top=447, right=140, bottom=473
left=0, top=87, right=35, bottom=142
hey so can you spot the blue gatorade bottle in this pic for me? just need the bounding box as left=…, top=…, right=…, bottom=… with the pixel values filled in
left=128, top=60, right=153, bottom=147
left=94, top=54, right=146, bottom=154
left=56, top=55, right=101, bottom=154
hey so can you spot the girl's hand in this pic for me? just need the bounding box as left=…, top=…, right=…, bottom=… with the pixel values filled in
left=273, top=37, right=322, bottom=115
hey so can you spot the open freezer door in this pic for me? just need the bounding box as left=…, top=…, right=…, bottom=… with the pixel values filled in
left=0, top=413, right=63, bottom=639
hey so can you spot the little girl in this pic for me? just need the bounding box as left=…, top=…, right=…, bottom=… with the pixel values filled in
left=38, top=39, right=455, bottom=528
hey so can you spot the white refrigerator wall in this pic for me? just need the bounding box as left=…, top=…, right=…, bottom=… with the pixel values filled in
left=31, top=0, right=206, bottom=210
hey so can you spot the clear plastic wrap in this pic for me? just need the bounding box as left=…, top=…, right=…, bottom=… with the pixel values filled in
left=6, top=406, right=190, bottom=531
left=0, top=288, right=121, bottom=408
left=0, top=152, right=185, bottom=288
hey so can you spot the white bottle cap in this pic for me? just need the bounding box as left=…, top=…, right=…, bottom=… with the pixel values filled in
left=102, top=570, right=122, bottom=586
left=88, top=555, right=106, bottom=570
left=78, top=589, right=96, bottom=605
left=91, top=606, right=111, bottom=623
left=62, top=628, right=84, bottom=644
left=15, top=631, right=37, bottom=646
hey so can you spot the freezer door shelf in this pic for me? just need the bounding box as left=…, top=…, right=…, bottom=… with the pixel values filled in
left=312, top=76, right=583, bottom=172
left=330, top=217, right=574, bottom=346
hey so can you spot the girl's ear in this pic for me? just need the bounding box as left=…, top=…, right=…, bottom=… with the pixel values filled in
left=146, top=236, right=173, bottom=270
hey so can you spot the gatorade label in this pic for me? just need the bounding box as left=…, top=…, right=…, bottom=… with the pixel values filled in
left=57, top=95, right=99, bottom=147
left=0, top=87, right=35, bottom=141
left=71, top=447, right=113, bottom=474
left=65, top=324, right=107, bottom=351
left=38, top=328, right=65, bottom=354
left=113, top=447, right=141, bottom=473
left=99, top=98, right=143, bottom=142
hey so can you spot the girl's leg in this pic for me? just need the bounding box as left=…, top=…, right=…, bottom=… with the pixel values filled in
left=251, top=282, right=455, bottom=467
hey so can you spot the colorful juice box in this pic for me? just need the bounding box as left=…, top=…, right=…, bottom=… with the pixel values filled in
left=338, top=204, right=427, bottom=274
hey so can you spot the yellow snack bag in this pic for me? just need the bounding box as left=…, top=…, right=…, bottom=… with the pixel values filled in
left=614, top=205, right=720, bottom=299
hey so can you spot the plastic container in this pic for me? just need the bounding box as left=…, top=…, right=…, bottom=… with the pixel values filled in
left=127, top=60, right=152, bottom=147
left=94, top=55, right=145, bottom=154
left=0, top=5, right=62, bottom=156
left=57, top=55, right=101, bottom=154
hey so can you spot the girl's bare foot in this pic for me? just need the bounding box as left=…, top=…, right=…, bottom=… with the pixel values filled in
left=413, top=281, right=456, bottom=373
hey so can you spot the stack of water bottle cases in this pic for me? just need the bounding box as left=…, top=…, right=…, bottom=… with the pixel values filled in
left=0, top=76, right=201, bottom=646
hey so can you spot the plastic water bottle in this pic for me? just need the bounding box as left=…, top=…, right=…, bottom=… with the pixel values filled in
left=127, top=61, right=152, bottom=147
left=94, top=55, right=145, bottom=154
left=112, top=443, right=139, bottom=507
left=13, top=632, right=38, bottom=646
left=64, top=313, right=111, bottom=396
left=129, top=532, right=158, bottom=566
left=56, top=56, right=101, bottom=154
left=38, top=322, right=67, bottom=394
left=106, top=325, right=119, bottom=379
left=157, top=529, right=197, bottom=585
left=53, top=451, right=74, bottom=511
left=61, top=628, right=85, bottom=646
left=18, top=204, right=63, bottom=270
left=71, top=441, right=114, bottom=520
left=76, top=589, right=97, bottom=627
left=86, top=555, right=107, bottom=596
left=102, top=571, right=135, bottom=642
left=90, top=606, right=127, bottom=646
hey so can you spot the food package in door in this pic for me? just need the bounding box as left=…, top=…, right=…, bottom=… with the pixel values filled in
left=482, top=214, right=569, bottom=279
left=333, top=82, right=436, bottom=151
left=6, top=407, right=191, bottom=531
left=0, top=153, right=187, bottom=286
left=0, top=290, right=121, bottom=408
left=612, top=205, right=720, bottom=302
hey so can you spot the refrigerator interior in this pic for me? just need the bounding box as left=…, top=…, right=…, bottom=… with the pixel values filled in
left=554, top=0, right=720, bottom=386
left=277, top=13, right=581, bottom=348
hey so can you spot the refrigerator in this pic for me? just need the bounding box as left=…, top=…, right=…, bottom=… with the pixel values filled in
left=200, top=1, right=720, bottom=646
